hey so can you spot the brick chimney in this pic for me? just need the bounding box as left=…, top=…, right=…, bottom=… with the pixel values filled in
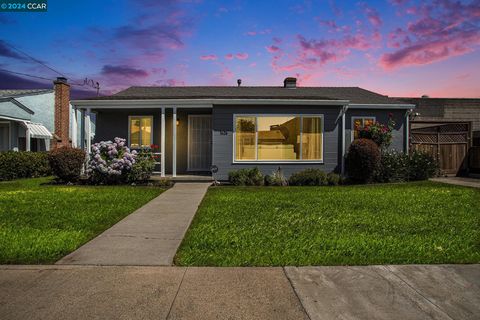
left=52, top=77, right=71, bottom=148
left=283, top=77, right=297, bottom=88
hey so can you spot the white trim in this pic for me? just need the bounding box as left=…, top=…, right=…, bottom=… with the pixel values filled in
left=341, top=105, right=348, bottom=175
left=25, top=126, right=31, bottom=151
left=348, top=103, right=415, bottom=109
left=351, top=116, right=376, bottom=142
left=172, top=107, right=177, bottom=177
left=187, top=114, right=212, bottom=171
left=72, top=109, right=78, bottom=148
left=127, top=115, right=154, bottom=148
left=85, top=108, right=91, bottom=153
left=0, top=121, right=11, bottom=151
left=161, top=108, right=165, bottom=177
left=233, top=114, right=324, bottom=163
left=71, top=98, right=349, bottom=108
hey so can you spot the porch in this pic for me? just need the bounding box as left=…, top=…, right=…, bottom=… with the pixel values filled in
left=76, top=104, right=213, bottom=178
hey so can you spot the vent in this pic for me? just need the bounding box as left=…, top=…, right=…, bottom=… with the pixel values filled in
left=283, top=77, right=297, bottom=88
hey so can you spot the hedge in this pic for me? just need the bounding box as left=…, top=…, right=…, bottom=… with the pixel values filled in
left=0, top=151, right=51, bottom=181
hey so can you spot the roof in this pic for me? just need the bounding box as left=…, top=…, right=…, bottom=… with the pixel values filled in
left=24, top=122, right=53, bottom=139
left=87, top=86, right=407, bottom=105
left=0, top=89, right=53, bottom=98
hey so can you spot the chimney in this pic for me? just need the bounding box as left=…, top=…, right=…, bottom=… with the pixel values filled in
left=53, top=77, right=71, bottom=148
left=237, top=79, right=242, bottom=87
left=283, top=77, right=297, bottom=88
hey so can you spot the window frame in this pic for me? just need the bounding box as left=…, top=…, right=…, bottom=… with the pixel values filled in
left=351, top=116, right=376, bottom=142
left=232, top=114, right=324, bottom=163
left=127, top=115, right=154, bottom=149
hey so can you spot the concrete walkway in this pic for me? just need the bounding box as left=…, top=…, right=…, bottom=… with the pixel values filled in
left=431, top=177, right=480, bottom=188
left=57, top=183, right=211, bottom=266
left=0, top=264, right=478, bottom=320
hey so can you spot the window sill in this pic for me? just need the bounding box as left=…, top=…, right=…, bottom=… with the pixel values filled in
left=232, top=161, right=324, bottom=165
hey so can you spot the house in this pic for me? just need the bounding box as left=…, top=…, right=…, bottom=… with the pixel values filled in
left=396, top=97, right=480, bottom=175
left=0, top=77, right=93, bottom=152
left=71, top=77, right=415, bottom=180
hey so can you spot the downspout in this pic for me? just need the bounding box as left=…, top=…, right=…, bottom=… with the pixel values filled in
left=341, top=104, right=349, bottom=176
left=405, top=109, right=412, bottom=155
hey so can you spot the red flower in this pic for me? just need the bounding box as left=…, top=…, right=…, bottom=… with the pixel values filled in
left=388, top=113, right=393, bottom=118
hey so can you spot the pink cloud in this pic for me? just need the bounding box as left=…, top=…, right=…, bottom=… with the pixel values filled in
left=235, top=52, right=249, bottom=60
left=225, top=53, right=234, bottom=60
left=363, top=5, right=383, bottom=27
left=380, top=36, right=477, bottom=69
left=265, top=45, right=280, bottom=53
left=379, top=0, right=480, bottom=69
left=200, top=54, right=218, bottom=61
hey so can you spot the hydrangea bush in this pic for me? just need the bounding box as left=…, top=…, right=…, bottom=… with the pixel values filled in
left=87, top=137, right=138, bottom=184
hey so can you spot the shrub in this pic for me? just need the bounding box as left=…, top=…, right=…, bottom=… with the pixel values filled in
left=346, top=138, right=380, bottom=183
left=408, top=151, right=439, bottom=180
left=228, top=167, right=264, bottom=186
left=326, top=172, right=341, bottom=186
left=48, top=147, right=86, bottom=182
left=265, top=167, right=288, bottom=186
left=0, top=151, right=51, bottom=181
left=127, top=151, right=155, bottom=183
left=87, top=137, right=137, bottom=184
left=288, top=168, right=327, bottom=186
left=375, top=150, right=409, bottom=183
left=357, top=115, right=395, bottom=149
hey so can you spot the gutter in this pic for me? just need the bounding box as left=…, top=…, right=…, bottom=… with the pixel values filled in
left=348, top=103, right=416, bottom=110
left=71, top=98, right=351, bottom=108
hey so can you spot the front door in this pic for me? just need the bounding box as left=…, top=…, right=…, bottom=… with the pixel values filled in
left=188, top=115, right=212, bottom=171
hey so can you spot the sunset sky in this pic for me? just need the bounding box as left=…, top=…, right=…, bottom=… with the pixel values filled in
left=1, top=0, right=479, bottom=98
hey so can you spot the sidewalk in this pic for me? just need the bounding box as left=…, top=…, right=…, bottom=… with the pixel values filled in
left=57, top=182, right=211, bottom=266
left=0, top=264, right=478, bottom=320
left=431, top=177, right=480, bottom=188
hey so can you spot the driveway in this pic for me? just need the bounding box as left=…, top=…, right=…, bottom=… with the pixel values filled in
left=1, top=264, right=478, bottom=320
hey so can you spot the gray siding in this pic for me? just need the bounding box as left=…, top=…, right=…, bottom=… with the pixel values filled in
left=212, top=105, right=342, bottom=180
left=345, top=109, right=406, bottom=152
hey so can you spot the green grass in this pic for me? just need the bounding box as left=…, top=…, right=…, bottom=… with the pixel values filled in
left=175, top=181, right=480, bottom=266
left=0, top=177, right=165, bottom=264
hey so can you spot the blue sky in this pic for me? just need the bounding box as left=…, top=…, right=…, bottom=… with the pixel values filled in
left=1, top=0, right=479, bottom=98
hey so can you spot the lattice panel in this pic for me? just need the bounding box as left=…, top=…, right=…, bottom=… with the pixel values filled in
left=438, top=123, right=469, bottom=133
left=411, top=134, right=437, bottom=144
left=438, top=134, right=467, bottom=143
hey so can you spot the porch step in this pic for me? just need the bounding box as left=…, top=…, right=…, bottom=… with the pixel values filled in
left=151, top=174, right=214, bottom=183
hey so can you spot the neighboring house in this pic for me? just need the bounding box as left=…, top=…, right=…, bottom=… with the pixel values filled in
left=396, top=97, right=480, bottom=175
left=71, top=77, right=414, bottom=180
left=0, top=77, right=93, bottom=152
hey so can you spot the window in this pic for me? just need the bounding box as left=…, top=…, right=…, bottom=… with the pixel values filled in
left=352, top=116, right=375, bottom=140
left=234, top=115, right=323, bottom=162
left=129, top=116, right=153, bottom=148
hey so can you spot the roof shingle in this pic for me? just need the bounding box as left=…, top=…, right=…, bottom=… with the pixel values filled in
left=86, top=86, right=406, bottom=105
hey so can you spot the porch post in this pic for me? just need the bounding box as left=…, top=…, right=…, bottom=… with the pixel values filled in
left=172, top=107, right=177, bottom=177
left=85, top=108, right=91, bottom=153
left=340, top=105, right=348, bottom=176
left=161, top=107, right=166, bottom=177
left=80, top=109, right=85, bottom=150
left=25, top=125, right=31, bottom=151
left=405, top=109, right=411, bottom=155
left=72, top=108, right=78, bottom=148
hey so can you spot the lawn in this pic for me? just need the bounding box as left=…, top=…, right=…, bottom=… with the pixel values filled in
left=175, top=181, right=480, bottom=266
left=0, top=177, right=165, bottom=264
